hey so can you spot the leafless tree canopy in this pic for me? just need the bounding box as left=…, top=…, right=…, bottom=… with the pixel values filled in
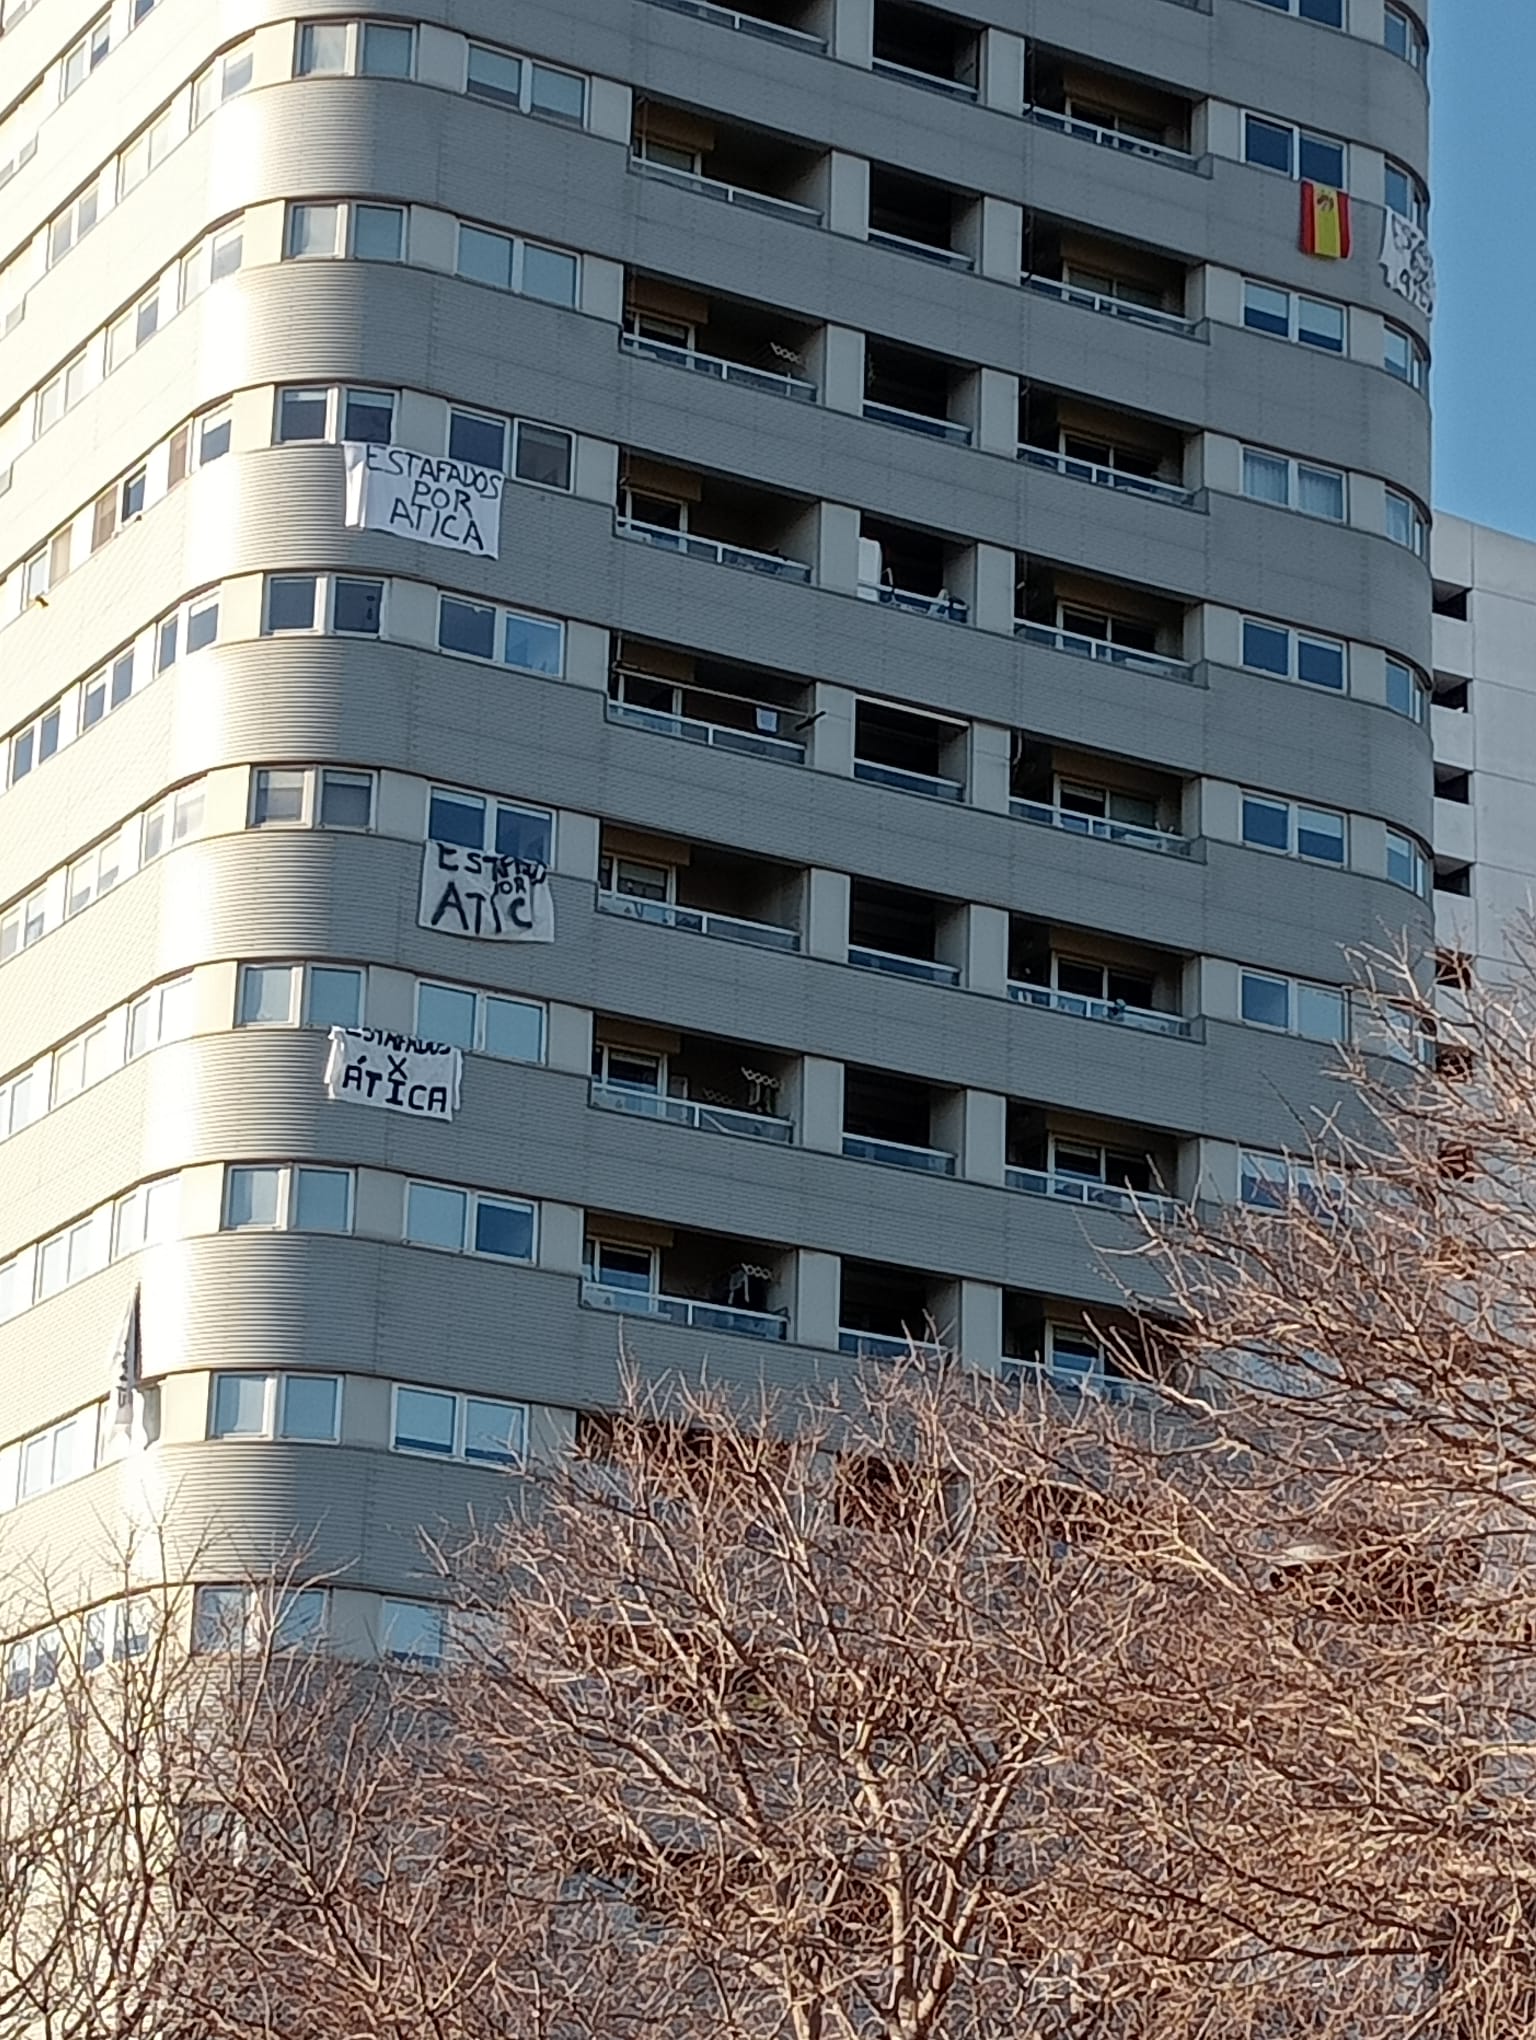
left=9, top=952, right=1536, bottom=2037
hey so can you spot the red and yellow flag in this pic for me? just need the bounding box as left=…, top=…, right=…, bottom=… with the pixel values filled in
left=1300, top=181, right=1352, bottom=259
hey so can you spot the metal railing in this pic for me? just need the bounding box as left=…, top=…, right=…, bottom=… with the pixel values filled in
left=621, top=330, right=816, bottom=402
left=616, top=517, right=812, bottom=582
left=1021, top=104, right=1200, bottom=171
left=590, top=1081, right=794, bottom=1145
left=1003, top=1360, right=1164, bottom=1407
left=863, top=399, right=972, bottom=446
left=1007, top=980, right=1196, bottom=1040
left=597, top=891, right=802, bottom=953
left=855, top=759, right=964, bottom=803
left=1017, top=441, right=1195, bottom=507
left=1014, top=618, right=1194, bottom=683
left=1008, top=798, right=1195, bottom=857
left=871, top=56, right=977, bottom=99
left=1005, top=1166, right=1180, bottom=1222
left=858, top=584, right=969, bottom=624
left=629, top=156, right=824, bottom=226
left=640, top=0, right=827, bottom=49
left=583, top=1280, right=788, bottom=1342
left=606, top=694, right=806, bottom=765
left=839, top=1328, right=947, bottom=1362
left=849, top=945, right=960, bottom=987
left=842, top=1132, right=956, bottom=1176
left=868, top=227, right=974, bottom=270
left=1021, top=272, right=1201, bottom=338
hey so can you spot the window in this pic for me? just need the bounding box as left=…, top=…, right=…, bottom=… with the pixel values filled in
left=193, top=1585, right=327, bottom=1653
left=415, top=982, right=545, bottom=1062
left=455, top=223, right=579, bottom=306
left=1241, top=448, right=1345, bottom=522
left=210, top=1372, right=340, bottom=1441
left=513, top=422, right=573, bottom=490
left=237, top=962, right=363, bottom=1029
left=1384, top=4, right=1427, bottom=68
left=1240, top=971, right=1347, bottom=1041
left=49, top=175, right=103, bottom=265
left=1383, top=323, right=1428, bottom=392
left=296, top=22, right=348, bottom=72
left=1240, top=618, right=1346, bottom=692
left=1240, top=793, right=1346, bottom=865
left=1385, top=490, right=1428, bottom=557
left=287, top=203, right=339, bottom=258
left=1385, top=659, right=1427, bottom=724
left=1240, top=1151, right=1325, bottom=1212
left=427, top=787, right=553, bottom=866
left=360, top=22, right=414, bottom=75
left=448, top=408, right=506, bottom=469
left=434, top=595, right=565, bottom=676
left=248, top=765, right=375, bottom=829
left=178, top=221, right=244, bottom=306
left=193, top=42, right=254, bottom=122
left=223, top=1165, right=354, bottom=1233
left=391, top=1386, right=526, bottom=1465
left=1241, top=280, right=1344, bottom=353
left=465, top=43, right=586, bottom=123
left=586, top=1239, right=656, bottom=1293
left=140, top=783, right=206, bottom=862
left=126, top=976, right=193, bottom=1058
left=353, top=203, right=405, bottom=261
left=1241, top=113, right=1345, bottom=186
left=404, top=1181, right=536, bottom=1261
left=0, top=1407, right=100, bottom=1512
left=1250, top=0, right=1343, bottom=21
left=1386, top=829, right=1428, bottom=896
left=265, top=577, right=318, bottom=633
left=1383, top=159, right=1429, bottom=231
left=107, top=288, right=160, bottom=371
left=60, top=13, right=111, bottom=96
left=382, top=1598, right=445, bottom=1666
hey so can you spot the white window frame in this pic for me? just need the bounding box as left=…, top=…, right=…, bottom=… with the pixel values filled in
left=1384, top=658, right=1427, bottom=724
left=274, top=382, right=398, bottom=445
left=1240, top=278, right=1346, bottom=354
left=1383, top=3, right=1426, bottom=68
left=1383, top=322, right=1428, bottom=393
left=453, top=220, right=580, bottom=307
left=402, top=1181, right=539, bottom=1263
left=294, top=19, right=417, bottom=79
left=1385, top=829, right=1428, bottom=897
left=381, top=1597, right=446, bottom=1666
left=412, top=980, right=546, bottom=1062
left=1240, top=792, right=1347, bottom=866
left=193, top=1583, right=328, bottom=1653
left=1382, top=157, right=1429, bottom=231
left=284, top=200, right=406, bottom=263
left=59, top=11, right=112, bottom=98
left=192, top=40, right=255, bottom=124
left=585, top=1237, right=659, bottom=1292
left=1238, top=617, right=1347, bottom=693
left=389, top=1385, right=528, bottom=1466
left=1240, top=110, right=1348, bottom=187
left=235, top=961, right=365, bottom=1029
left=248, top=763, right=377, bottom=831
left=262, top=571, right=387, bottom=638
left=465, top=40, right=587, bottom=124
left=1240, top=447, right=1347, bottom=522
left=0, top=1405, right=102, bottom=1513
left=208, top=1371, right=342, bottom=1442
left=1238, top=969, right=1349, bottom=1042
left=426, top=784, right=555, bottom=866
left=222, top=1164, right=356, bottom=1233
left=1385, top=489, right=1428, bottom=557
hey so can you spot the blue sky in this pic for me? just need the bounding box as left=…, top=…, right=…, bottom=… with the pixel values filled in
left=1431, top=1, right=1536, bottom=535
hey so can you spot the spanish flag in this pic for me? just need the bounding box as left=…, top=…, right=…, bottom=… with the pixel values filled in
left=1300, top=181, right=1352, bottom=260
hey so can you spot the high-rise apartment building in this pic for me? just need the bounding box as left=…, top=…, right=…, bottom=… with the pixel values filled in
left=0, top=0, right=1433, bottom=1664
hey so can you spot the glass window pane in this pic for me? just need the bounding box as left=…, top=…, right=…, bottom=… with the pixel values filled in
left=406, top=1183, right=466, bottom=1250
left=342, top=388, right=394, bottom=442
left=352, top=205, right=404, bottom=261
left=417, top=983, right=477, bottom=1048
left=513, top=423, right=573, bottom=489
left=294, top=1169, right=351, bottom=1232
left=1240, top=974, right=1290, bottom=1030
left=238, top=965, right=295, bottom=1025
left=529, top=65, right=584, bottom=121
left=464, top=1397, right=525, bottom=1465
left=319, top=771, right=373, bottom=829
left=429, top=790, right=485, bottom=848
left=466, top=45, right=522, bottom=105
left=267, top=577, right=317, bottom=631
left=212, top=1373, right=269, bottom=1436
left=254, top=769, right=307, bottom=824
left=448, top=410, right=506, bottom=469
left=473, top=1199, right=534, bottom=1261
left=1385, top=660, right=1419, bottom=718
left=1297, top=298, right=1344, bottom=352
left=394, top=1386, right=455, bottom=1454
left=457, top=225, right=513, bottom=289
left=287, top=204, right=338, bottom=258
left=503, top=610, right=564, bottom=675
left=1296, top=637, right=1345, bottom=690
left=482, top=997, right=544, bottom=1063
left=494, top=805, right=552, bottom=864
left=1299, top=0, right=1343, bottom=20
left=1242, top=450, right=1289, bottom=505
left=520, top=242, right=578, bottom=306
left=1242, top=282, right=1290, bottom=338
left=333, top=578, right=383, bottom=635
left=382, top=1599, right=444, bottom=1665
left=227, top=1167, right=280, bottom=1228
left=297, top=22, right=348, bottom=73
left=1241, top=620, right=1290, bottom=675
left=359, top=23, right=413, bottom=75
left=1242, top=797, right=1290, bottom=852
left=1296, top=983, right=1346, bottom=1041
left=1244, top=117, right=1292, bottom=175
left=1298, top=133, right=1345, bottom=185
left=305, top=967, right=363, bottom=1028
left=438, top=596, right=496, bottom=659
left=194, top=1586, right=249, bottom=1652
left=1298, top=809, right=1345, bottom=863
left=1297, top=465, right=1345, bottom=520
left=274, top=1589, right=326, bottom=1648
left=280, top=1375, right=339, bottom=1440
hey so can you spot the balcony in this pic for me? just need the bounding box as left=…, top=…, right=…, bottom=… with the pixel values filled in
left=640, top=0, right=827, bottom=52
left=1006, top=1104, right=1180, bottom=1221
left=618, top=462, right=814, bottom=583
left=849, top=880, right=962, bottom=988
left=590, top=1027, right=794, bottom=1146
left=1018, top=387, right=1195, bottom=508
left=854, top=699, right=966, bottom=803
left=872, top=0, right=978, bottom=98
left=868, top=166, right=976, bottom=270
left=584, top=1227, right=790, bottom=1343
left=1015, top=566, right=1193, bottom=684
left=863, top=340, right=973, bottom=447
left=1008, top=919, right=1195, bottom=1041
left=608, top=643, right=810, bottom=766
left=598, top=834, right=803, bottom=954
left=857, top=519, right=968, bottom=624
left=842, top=1067, right=956, bottom=1177
left=839, top=1258, right=947, bottom=1361
left=631, top=108, right=826, bottom=227
left=1022, top=50, right=1197, bottom=169
left=623, top=281, right=818, bottom=403
left=1022, top=221, right=1199, bottom=338
left=1009, top=737, right=1194, bottom=857
left=1003, top=1297, right=1168, bottom=1407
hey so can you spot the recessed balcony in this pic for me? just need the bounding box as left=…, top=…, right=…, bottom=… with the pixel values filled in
left=1015, top=565, right=1194, bottom=683
left=1022, top=220, right=1199, bottom=337
left=1009, top=737, right=1194, bottom=857
left=618, top=461, right=814, bottom=583
left=1008, top=918, right=1195, bottom=1041
left=838, top=1258, right=947, bottom=1360
left=583, top=1227, right=791, bottom=1343
left=1018, top=387, right=1196, bottom=508
left=623, top=278, right=818, bottom=403
left=854, top=699, right=966, bottom=803
left=631, top=105, right=825, bottom=226
left=1003, top=1296, right=1170, bottom=1406
left=842, top=1066, right=957, bottom=1177
left=857, top=518, right=968, bottom=624
left=608, top=641, right=810, bottom=766
left=598, top=833, right=803, bottom=954
left=849, top=880, right=962, bottom=988
left=590, top=1027, right=795, bottom=1146
left=868, top=165, right=976, bottom=270
left=863, top=340, right=973, bottom=447
left=1022, top=49, right=1197, bottom=168
left=1006, top=1104, right=1181, bottom=1221
left=640, top=0, right=827, bottom=53
left=872, top=0, right=979, bottom=97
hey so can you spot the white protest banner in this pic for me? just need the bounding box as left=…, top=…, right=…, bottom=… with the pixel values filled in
left=324, top=1027, right=463, bottom=1121
left=1379, top=212, right=1435, bottom=319
left=343, top=442, right=503, bottom=559
left=418, top=839, right=555, bottom=943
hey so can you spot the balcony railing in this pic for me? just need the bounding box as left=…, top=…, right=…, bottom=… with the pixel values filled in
left=1021, top=272, right=1201, bottom=338
left=640, top=0, right=828, bottom=50
left=590, top=1080, right=794, bottom=1145
left=583, top=1279, right=789, bottom=1342
left=1006, top=1166, right=1180, bottom=1222
left=842, top=1132, right=956, bottom=1176
left=1004, top=1359, right=1162, bottom=1406
left=863, top=399, right=973, bottom=447
left=1009, top=798, right=1195, bottom=857
left=849, top=945, right=960, bottom=987
left=838, top=1327, right=947, bottom=1361
left=630, top=156, right=825, bottom=227
left=1014, top=619, right=1194, bottom=684
left=871, top=57, right=977, bottom=100
left=858, top=584, right=969, bottom=624
left=1007, top=980, right=1196, bottom=1040
left=606, top=693, right=806, bottom=766
left=598, top=890, right=802, bottom=953
left=1020, top=104, right=1200, bottom=172
left=855, top=759, right=964, bottom=803
left=616, top=517, right=813, bottom=582
left=621, top=330, right=817, bottom=402
left=868, top=227, right=975, bottom=271
left=1017, top=441, right=1195, bottom=507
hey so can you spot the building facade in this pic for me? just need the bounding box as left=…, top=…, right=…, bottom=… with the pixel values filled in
left=0, top=0, right=1433, bottom=1663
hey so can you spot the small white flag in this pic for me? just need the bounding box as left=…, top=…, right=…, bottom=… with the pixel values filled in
left=109, top=1285, right=142, bottom=1434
